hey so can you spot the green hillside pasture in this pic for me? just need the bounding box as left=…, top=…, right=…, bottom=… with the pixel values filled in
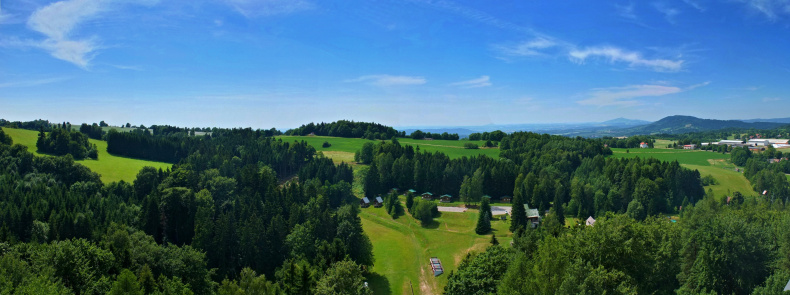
left=611, top=148, right=729, bottom=166
left=361, top=203, right=511, bottom=295
left=276, top=136, right=499, bottom=163
left=611, top=147, right=755, bottom=200
left=2, top=127, right=172, bottom=183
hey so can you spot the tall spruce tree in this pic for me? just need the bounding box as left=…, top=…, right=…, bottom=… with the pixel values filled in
left=476, top=198, right=492, bottom=235
left=510, top=193, right=527, bottom=233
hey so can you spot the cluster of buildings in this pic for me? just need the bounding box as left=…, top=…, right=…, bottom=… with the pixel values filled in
left=702, top=139, right=790, bottom=150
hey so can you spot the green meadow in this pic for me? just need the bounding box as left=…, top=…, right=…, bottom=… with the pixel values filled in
left=2, top=127, right=172, bottom=184
left=276, top=136, right=500, bottom=164
left=361, top=200, right=511, bottom=295
left=611, top=147, right=755, bottom=199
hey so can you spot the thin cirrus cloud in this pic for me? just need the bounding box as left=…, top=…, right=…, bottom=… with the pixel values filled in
left=20, top=0, right=158, bottom=69
left=577, top=82, right=709, bottom=106
left=736, top=0, right=790, bottom=20
left=494, top=38, right=557, bottom=56
left=0, top=77, right=71, bottom=88
left=450, top=76, right=491, bottom=88
left=222, top=0, right=314, bottom=18
left=345, top=75, right=427, bottom=86
left=569, top=46, right=684, bottom=72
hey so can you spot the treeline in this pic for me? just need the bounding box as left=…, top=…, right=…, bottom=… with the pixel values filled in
left=468, top=130, right=506, bottom=141
left=79, top=123, right=104, bottom=139
left=36, top=126, right=98, bottom=160
left=597, top=135, right=654, bottom=148
left=285, top=120, right=404, bottom=140
left=408, top=130, right=460, bottom=140
left=445, top=195, right=790, bottom=295
left=0, top=127, right=374, bottom=294
left=106, top=128, right=295, bottom=165
left=360, top=132, right=703, bottom=220
left=0, top=119, right=54, bottom=131
left=736, top=146, right=790, bottom=199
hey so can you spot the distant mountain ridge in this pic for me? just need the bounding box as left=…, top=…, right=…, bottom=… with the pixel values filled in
left=617, top=115, right=787, bottom=135
left=742, top=117, right=790, bottom=124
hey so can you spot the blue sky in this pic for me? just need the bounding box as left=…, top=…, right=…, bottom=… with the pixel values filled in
left=1, top=0, right=789, bottom=129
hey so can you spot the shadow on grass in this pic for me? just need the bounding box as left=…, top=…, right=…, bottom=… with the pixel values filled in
left=421, top=219, right=441, bottom=229
left=365, top=272, right=390, bottom=294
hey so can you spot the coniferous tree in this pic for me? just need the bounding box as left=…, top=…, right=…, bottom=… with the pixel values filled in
left=476, top=198, right=492, bottom=235
left=510, top=193, right=527, bottom=233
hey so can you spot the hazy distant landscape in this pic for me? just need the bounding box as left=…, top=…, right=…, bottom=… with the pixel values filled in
left=4, top=0, right=790, bottom=294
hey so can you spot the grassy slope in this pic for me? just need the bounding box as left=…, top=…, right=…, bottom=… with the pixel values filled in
left=276, top=136, right=500, bottom=162
left=2, top=127, right=172, bottom=183
left=611, top=147, right=755, bottom=198
left=362, top=202, right=510, bottom=295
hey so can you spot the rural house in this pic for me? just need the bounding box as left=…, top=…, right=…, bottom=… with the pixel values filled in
left=640, top=142, right=649, bottom=148
left=440, top=194, right=452, bottom=203
left=360, top=197, right=370, bottom=208
left=421, top=192, right=433, bottom=200
left=501, top=196, right=512, bottom=203
left=683, top=144, right=696, bottom=150
left=525, top=204, right=541, bottom=228
left=374, top=196, right=384, bottom=208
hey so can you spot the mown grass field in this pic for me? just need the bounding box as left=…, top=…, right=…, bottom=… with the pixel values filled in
left=611, top=147, right=755, bottom=198
left=2, top=127, right=172, bottom=184
left=361, top=201, right=511, bottom=295
left=276, top=136, right=500, bottom=165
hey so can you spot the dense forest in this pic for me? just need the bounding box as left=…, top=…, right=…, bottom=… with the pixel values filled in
left=408, top=130, right=460, bottom=140
left=0, top=128, right=373, bottom=294
left=285, top=120, right=404, bottom=140
left=36, top=125, right=98, bottom=160
left=360, top=132, right=704, bottom=220
left=445, top=195, right=790, bottom=295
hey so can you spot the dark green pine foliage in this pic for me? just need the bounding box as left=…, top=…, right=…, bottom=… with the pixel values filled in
left=476, top=198, right=492, bottom=235
left=509, top=193, right=527, bottom=233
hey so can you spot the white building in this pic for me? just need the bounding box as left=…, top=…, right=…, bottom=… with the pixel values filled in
left=748, top=139, right=770, bottom=146
left=718, top=140, right=744, bottom=145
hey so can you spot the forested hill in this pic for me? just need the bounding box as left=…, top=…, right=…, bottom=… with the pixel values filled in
left=285, top=120, right=405, bottom=139
left=618, top=115, right=786, bottom=135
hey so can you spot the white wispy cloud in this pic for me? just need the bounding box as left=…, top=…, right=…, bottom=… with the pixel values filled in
left=736, top=0, right=790, bottom=20
left=345, top=75, right=427, bottom=86
left=577, top=82, right=708, bottom=106
left=653, top=2, right=680, bottom=23
left=682, top=0, right=705, bottom=12
left=763, top=97, right=782, bottom=102
left=494, top=38, right=557, bottom=57
left=222, top=0, right=313, bottom=18
left=0, top=77, right=70, bottom=88
left=14, top=0, right=158, bottom=69
left=569, top=46, right=684, bottom=72
left=450, top=76, right=491, bottom=88
left=615, top=3, right=638, bottom=19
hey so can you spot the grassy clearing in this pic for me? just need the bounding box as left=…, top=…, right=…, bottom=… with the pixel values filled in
left=276, top=136, right=500, bottom=160
left=2, top=127, right=172, bottom=184
left=611, top=147, right=755, bottom=199
left=652, top=139, right=675, bottom=149
left=361, top=203, right=511, bottom=295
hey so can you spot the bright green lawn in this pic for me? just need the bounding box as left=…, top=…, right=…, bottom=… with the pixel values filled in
left=361, top=203, right=510, bottom=295
left=610, top=148, right=730, bottom=166
left=2, top=127, right=172, bottom=184
left=276, top=136, right=500, bottom=160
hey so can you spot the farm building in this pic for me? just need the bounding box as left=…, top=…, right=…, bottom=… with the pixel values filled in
left=440, top=194, right=452, bottom=203
left=586, top=216, right=596, bottom=226
left=640, top=142, right=649, bottom=148
left=683, top=144, right=696, bottom=150
left=767, top=139, right=790, bottom=144
left=749, top=139, right=770, bottom=146
left=374, top=196, right=384, bottom=208
left=360, top=197, right=370, bottom=208
left=407, top=189, right=417, bottom=194
left=430, top=257, right=444, bottom=276
left=421, top=192, right=433, bottom=200
left=718, top=140, right=744, bottom=145
left=501, top=196, right=512, bottom=203
left=775, top=144, right=790, bottom=149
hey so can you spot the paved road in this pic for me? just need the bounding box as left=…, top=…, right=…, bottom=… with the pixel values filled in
left=437, top=206, right=467, bottom=213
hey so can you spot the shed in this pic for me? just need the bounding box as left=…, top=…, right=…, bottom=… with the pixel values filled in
left=374, top=196, right=384, bottom=208
left=360, top=197, right=370, bottom=208
left=586, top=216, right=596, bottom=226
left=430, top=257, right=444, bottom=276
left=407, top=189, right=417, bottom=194
left=440, top=194, right=452, bottom=203
left=421, top=192, right=433, bottom=200
left=500, top=196, right=512, bottom=203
